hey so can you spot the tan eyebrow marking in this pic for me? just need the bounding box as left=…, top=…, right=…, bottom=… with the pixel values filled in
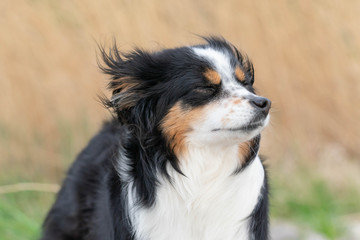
left=235, top=66, right=245, bottom=81
left=203, top=69, right=221, bottom=85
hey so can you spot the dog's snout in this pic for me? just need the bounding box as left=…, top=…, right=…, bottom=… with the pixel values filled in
left=248, top=96, right=271, bottom=115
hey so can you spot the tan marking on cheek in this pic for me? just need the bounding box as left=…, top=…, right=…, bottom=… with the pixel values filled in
left=235, top=66, right=245, bottom=81
left=238, top=141, right=252, bottom=164
left=161, top=102, right=205, bottom=156
left=203, top=69, right=221, bottom=85
left=238, top=136, right=260, bottom=166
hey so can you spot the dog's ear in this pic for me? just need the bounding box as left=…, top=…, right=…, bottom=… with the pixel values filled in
left=99, top=44, right=160, bottom=115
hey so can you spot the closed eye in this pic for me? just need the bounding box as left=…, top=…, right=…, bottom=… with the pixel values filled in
left=193, top=86, right=217, bottom=95
left=236, top=77, right=252, bottom=87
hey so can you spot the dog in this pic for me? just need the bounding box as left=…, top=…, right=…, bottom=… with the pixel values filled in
left=41, top=36, right=271, bottom=240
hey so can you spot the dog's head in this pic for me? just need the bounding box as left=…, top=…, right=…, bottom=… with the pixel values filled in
left=100, top=37, right=270, bottom=157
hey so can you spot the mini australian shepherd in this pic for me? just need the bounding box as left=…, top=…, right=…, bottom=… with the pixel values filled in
left=42, top=36, right=271, bottom=240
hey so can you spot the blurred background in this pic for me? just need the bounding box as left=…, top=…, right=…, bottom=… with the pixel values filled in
left=1, top=0, right=360, bottom=239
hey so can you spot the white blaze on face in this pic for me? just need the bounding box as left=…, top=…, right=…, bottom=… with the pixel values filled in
left=190, top=47, right=269, bottom=145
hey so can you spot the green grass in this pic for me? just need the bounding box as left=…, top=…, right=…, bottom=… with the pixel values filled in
left=0, top=191, right=55, bottom=240
left=1, top=172, right=360, bottom=239
left=270, top=176, right=360, bottom=239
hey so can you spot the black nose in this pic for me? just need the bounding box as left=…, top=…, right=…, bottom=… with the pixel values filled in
left=249, top=96, right=271, bottom=115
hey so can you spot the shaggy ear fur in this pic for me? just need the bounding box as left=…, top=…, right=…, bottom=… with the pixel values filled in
left=98, top=43, right=160, bottom=123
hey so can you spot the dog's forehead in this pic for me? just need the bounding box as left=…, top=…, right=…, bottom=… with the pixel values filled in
left=191, top=46, right=249, bottom=95
left=192, top=47, right=233, bottom=80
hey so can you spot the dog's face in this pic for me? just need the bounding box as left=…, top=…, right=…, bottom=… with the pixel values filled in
left=101, top=37, right=270, bottom=156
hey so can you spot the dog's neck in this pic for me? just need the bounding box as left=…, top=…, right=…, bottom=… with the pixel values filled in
left=178, top=143, right=240, bottom=182
left=176, top=134, right=261, bottom=178
left=131, top=137, right=265, bottom=240
left=170, top=136, right=261, bottom=201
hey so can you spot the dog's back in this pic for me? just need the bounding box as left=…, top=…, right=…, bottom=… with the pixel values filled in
left=42, top=121, right=132, bottom=240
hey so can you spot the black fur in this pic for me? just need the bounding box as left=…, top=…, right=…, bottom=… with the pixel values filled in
left=42, top=122, right=133, bottom=239
left=249, top=164, right=269, bottom=240
left=41, top=37, right=269, bottom=240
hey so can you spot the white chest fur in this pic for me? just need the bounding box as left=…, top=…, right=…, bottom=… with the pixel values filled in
left=130, top=146, right=265, bottom=240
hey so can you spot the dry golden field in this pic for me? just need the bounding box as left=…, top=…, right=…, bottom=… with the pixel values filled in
left=1, top=0, right=360, bottom=238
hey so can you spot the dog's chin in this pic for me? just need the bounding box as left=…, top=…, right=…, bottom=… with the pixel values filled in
left=214, top=114, right=269, bottom=133
left=211, top=115, right=270, bottom=143
left=188, top=115, right=270, bottom=147
left=235, top=114, right=270, bottom=134
left=225, top=123, right=264, bottom=142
